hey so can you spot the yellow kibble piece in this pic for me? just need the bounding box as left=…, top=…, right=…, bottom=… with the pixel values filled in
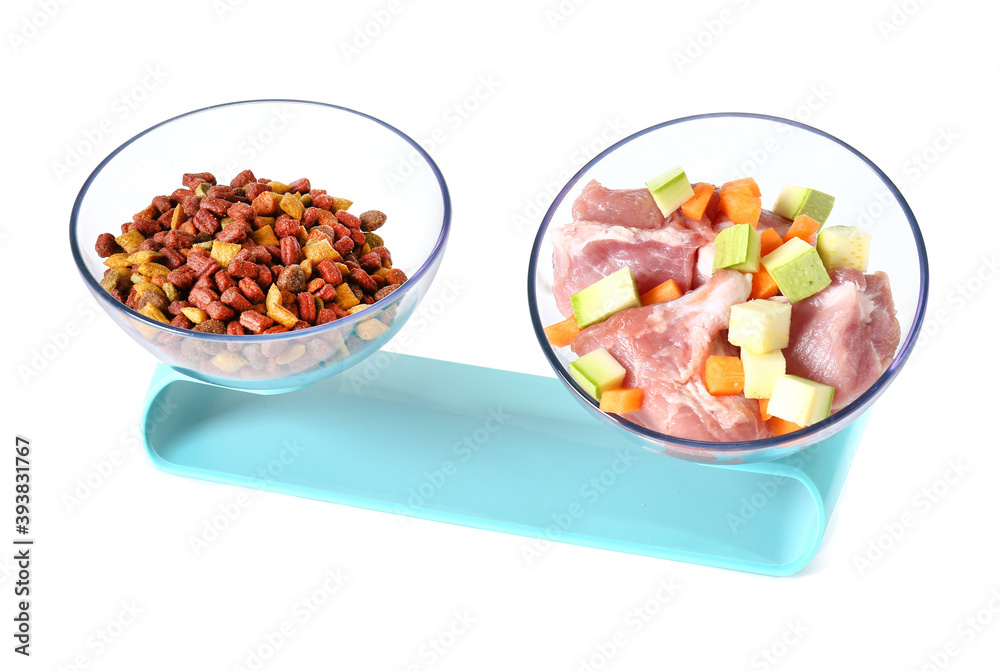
left=210, top=241, right=242, bottom=267
left=275, top=344, right=306, bottom=365
left=355, top=318, right=389, bottom=340
left=265, top=285, right=298, bottom=328
left=250, top=225, right=279, bottom=247
left=162, top=282, right=180, bottom=302
left=211, top=350, right=248, bottom=373
left=133, top=282, right=164, bottom=297
left=139, top=261, right=170, bottom=277
left=170, top=206, right=186, bottom=230
left=335, top=283, right=360, bottom=309
left=127, top=250, right=163, bottom=265
left=280, top=192, right=305, bottom=220
left=181, top=306, right=208, bottom=324
left=139, top=303, right=169, bottom=324
left=115, top=230, right=145, bottom=253
left=303, top=240, right=340, bottom=264
left=103, top=253, right=131, bottom=269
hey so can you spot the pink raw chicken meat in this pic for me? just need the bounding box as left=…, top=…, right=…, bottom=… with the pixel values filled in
left=785, top=268, right=900, bottom=410
left=571, top=179, right=666, bottom=229
left=572, top=179, right=714, bottom=235
left=552, top=218, right=710, bottom=316
left=572, top=269, right=769, bottom=442
left=552, top=180, right=714, bottom=316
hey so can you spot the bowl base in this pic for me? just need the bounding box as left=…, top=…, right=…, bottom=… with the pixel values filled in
left=140, top=354, right=868, bottom=576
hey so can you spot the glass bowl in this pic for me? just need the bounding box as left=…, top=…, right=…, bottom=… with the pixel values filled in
left=71, top=100, right=450, bottom=393
left=528, top=113, right=928, bottom=464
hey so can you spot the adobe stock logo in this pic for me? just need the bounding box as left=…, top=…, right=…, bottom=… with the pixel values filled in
left=7, top=0, right=71, bottom=53
left=51, top=66, right=169, bottom=181
left=339, top=0, right=408, bottom=63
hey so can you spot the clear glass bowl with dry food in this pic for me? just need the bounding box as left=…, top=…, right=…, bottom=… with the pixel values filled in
left=71, top=100, right=450, bottom=393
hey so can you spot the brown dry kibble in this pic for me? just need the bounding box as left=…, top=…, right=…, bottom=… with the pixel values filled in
left=374, top=283, right=401, bottom=301
left=192, top=319, right=226, bottom=334
left=386, top=268, right=407, bottom=285
left=137, top=291, right=170, bottom=314
left=287, top=178, right=310, bottom=194
left=349, top=268, right=377, bottom=294
left=275, top=265, right=307, bottom=294
left=93, top=170, right=408, bottom=356
left=359, top=210, right=387, bottom=232
left=95, top=233, right=121, bottom=257
left=252, top=192, right=283, bottom=217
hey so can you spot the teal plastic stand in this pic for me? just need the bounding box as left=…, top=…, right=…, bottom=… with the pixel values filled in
left=140, top=354, right=867, bottom=576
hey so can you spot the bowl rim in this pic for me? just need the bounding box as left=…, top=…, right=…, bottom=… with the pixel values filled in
left=527, top=111, right=930, bottom=453
left=70, top=98, right=452, bottom=343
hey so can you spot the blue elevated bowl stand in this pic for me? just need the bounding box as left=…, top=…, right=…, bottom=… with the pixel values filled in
left=140, top=354, right=867, bottom=576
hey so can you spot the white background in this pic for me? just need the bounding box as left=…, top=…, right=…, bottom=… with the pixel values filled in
left=3, top=0, right=999, bottom=669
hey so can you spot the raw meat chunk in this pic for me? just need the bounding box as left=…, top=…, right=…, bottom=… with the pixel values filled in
left=572, top=270, right=768, bottom=441
left=571, top=179, right=665, bottom=229
left=785, top=268, right=900, bottom=410
left=552, top=219, right=711, bottom=316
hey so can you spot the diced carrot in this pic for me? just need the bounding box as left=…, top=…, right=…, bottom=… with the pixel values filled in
left=719, top=191, right=761, bottom=226
left=758, top=227, right=783, bottom=256
left=783, top=214, right=821, bottom=244
left=768, top=416, right=804, bottom=436
left=681, top=182, right=715, bottom=221
left=543, top=316, right=581, bottom=348
left=640, top=279, right=682, bottom=306
left=599, top=388, right=644, bottom=414
left=749, top=268, right=779, bottom=300
left=720, top=177, right=761, bottom=198
left=705, top=355, right=744, bottom=396
left=758, top=398, right=772, bottom=420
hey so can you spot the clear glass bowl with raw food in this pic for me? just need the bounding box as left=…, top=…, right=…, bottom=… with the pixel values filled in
left=528, top=113, right=928, bottom=464
left=71, top=100, right=450, bottom=393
